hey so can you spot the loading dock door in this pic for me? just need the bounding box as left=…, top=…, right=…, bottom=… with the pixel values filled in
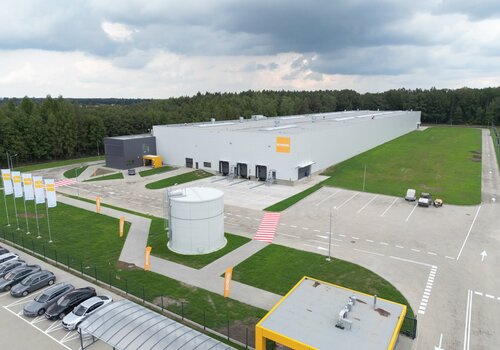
left=298, top=165, right=311, bottom=179
left=237, top=163, right=248, bottom=178
left=185, top=158, right=193, bottom=168
left=219, top=161, right=229, bottom=175
left=256, top=165, right=267, bottom=181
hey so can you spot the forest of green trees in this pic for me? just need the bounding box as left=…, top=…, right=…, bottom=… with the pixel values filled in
left=1, top=87, right=499, bottom=166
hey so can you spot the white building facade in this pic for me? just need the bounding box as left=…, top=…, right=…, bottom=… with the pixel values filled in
left=152, top=110, right=421, bottom=184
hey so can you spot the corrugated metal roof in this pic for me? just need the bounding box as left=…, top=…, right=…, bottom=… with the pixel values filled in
left=78, top=300, right=234, bottom=350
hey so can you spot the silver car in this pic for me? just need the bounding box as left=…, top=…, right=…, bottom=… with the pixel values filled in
left=62, top=296, right=113, bottom=330
left=0, top=252, right=18, bottom=265
left=23, top=283, right=74, bottom=317
left=0, top=260, right=26, bottom=278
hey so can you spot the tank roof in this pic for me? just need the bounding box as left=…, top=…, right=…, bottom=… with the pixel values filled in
left=168, top=187, right=223, bottom=203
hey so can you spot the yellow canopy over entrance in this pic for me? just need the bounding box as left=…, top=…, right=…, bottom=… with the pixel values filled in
left=143, top=155, right=163, bottom=168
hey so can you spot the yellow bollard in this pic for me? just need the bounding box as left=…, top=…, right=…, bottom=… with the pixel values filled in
left=223, top=267, right=233, bottom=297
left=96, top=196, right=101, bottom=213
left=119, top=217, right=124, bottom=237
left=144, top=246, right=152, bottom=271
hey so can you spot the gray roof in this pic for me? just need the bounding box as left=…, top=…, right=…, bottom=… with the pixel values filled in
left=259, top=277, right=406, bottom=350
left=78, top=299, right=234, bottom=350
left=106, top=134, right=154, bottom=140
left=153, top=110, right=418, bottom=135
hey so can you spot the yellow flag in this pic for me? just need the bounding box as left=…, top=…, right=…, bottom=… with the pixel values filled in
left=119, top=216, right=124, bottom=237
left=144, top=246, right=152, bottom=271
left=96, top=196, right=101, bottom=213
left=224, top=267, right=233, bottom=297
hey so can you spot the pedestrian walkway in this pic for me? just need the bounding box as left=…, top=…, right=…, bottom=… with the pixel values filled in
left=253, top=212, right=281, bottom=243
left=55, top=179, right=77, bottom=187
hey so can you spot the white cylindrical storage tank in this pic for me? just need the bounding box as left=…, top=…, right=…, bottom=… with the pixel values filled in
left=167, top=187, right=226, bottom=255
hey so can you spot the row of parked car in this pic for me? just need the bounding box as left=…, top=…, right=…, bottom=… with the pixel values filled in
left=0, top=246, right=112, bottom=331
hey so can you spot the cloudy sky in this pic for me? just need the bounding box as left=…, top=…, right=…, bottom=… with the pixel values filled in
left=1, top=0, right=500, bottom=98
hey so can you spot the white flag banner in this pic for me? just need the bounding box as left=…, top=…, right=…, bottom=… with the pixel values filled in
left=44, top=179, right=57, bottom=208
left=34, top=176, right=45, bottom=204
left=12, top=171, right=23, bottom=198
left=1, top=169, right=13, bottom=195
left=22, top=174, right=34, bottom=201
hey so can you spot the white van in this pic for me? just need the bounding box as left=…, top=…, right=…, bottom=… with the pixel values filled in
left=405, top=189, right=416, bottom=201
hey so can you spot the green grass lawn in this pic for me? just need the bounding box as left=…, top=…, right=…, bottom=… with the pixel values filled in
left=322, top=127, right=482, bottom=205
left=146, top=170, right=213, bottom=189
left=0, top=191, right=265, bottom=339
left=265, top=182, right=324, bottom=212
left=16, top=156, right=103, bottom=172
left=85, top=172, right=124, bottom=182
left=232, top=244, right=414, bottom=331
left=63, top=165, right=88, bottom=179
left=139, top=166, right=175, bottom=177
left=492, top=128, right=500, bottom=168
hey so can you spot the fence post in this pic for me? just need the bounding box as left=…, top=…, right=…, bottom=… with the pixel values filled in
left=142, top=286, right=145, bottom=304
left=67, top=254, right=70, bottom=269
left=181, top=302, right=184, bottom=320
left=43, top=245, right=46, bottom=259
left=21, top=235, right=24, bottom=249
left=125, top=279, right=128, bottom=296
left=203, top=311, right=206, bottom=330
left=246, top=328, right=249, bottom=349
left=161, top=296, right=164, bottom=312
left=227, top=317, right=230, bottom=341
left=94, top=266, right=97, bottom=282
left=55, top=250, right=58, bottom=265
left=31, top=239, right=35, bottom=254
left=109, top=272, right=112, bottom=288
left=413, top=317, right=417, bottom=339
left=81, top=261, right=83, bottom=276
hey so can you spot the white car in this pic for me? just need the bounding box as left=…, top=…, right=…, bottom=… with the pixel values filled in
left=62, top=295, right=112, bottom=331
left=405, top=189, right=416, bottom=201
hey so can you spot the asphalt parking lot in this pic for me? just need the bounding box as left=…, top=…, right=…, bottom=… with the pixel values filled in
left=0, top=243, right=120, bottom=350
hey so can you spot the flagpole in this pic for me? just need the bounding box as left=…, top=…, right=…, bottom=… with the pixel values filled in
left=46, top=203, right=52, bottom=243
left=12, top=196, right=20, bottom=230
left=34, top=202, right=41, bottom=238
left=2, top=192, right=10, bottom=226
left=23, top=198, right=30, bottom=234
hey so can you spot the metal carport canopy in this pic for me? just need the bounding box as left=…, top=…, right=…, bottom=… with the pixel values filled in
left=78, top=299, right=235, bottom=350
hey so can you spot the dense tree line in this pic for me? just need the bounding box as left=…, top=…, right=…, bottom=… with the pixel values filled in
left=1, top=87, right=499, bottom=166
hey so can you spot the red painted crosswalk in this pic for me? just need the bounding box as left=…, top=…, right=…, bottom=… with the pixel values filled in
left=253, top=212, right=281, bottom=243
left=55, top=179, right=77, bottom=188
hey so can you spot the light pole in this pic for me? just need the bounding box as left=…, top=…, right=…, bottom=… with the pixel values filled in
left=327, top=206, right=336, bottom=261
left=9, top=154, right=18, bottom=170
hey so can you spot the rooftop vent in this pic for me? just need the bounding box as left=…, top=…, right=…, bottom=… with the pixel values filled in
left=335, top=296, right=357, bottom=330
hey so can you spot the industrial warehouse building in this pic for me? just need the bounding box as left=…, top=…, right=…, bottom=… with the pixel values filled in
left=152, top=110, right=421, bottom=184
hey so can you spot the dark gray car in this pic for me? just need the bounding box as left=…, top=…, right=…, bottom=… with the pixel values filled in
left=0, top=260, right=26, bottom=278
left=0, top=265, right=41, bottom=292
left=10, top=270, right=56, bottom=297
left=23, top=283, right=75, bottom=317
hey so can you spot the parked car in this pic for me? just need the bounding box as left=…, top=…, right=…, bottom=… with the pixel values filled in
left=0, top=247, right=9, bottom=255
left=10, top=270, right=56, bottom=297
left=418, top=192, right=433, bottom=207
left=0, top=252, right=19, bottom=265
left=0, top=265, right=41, bottom=292
left=23, top=283, right=74, bottom=317
left=62, top=295, right=113, bottom=330
left=405, top=189, right=416, bottom=201
left=45, top=287, right=96, bottom=320
left=0, top=260, right=26, bottom=278
left=127, top=169, right=136, bottom=176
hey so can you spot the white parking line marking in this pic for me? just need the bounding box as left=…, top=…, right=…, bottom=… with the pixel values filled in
left=456, top=206, right=482, bottom=261
left=279, top=223, right=286, bottom=226
left=405, top=203, right=418, bottom=222
left=278, top=233, right=299, bottom=238
left=395, top=245, right=404, bottom=249
left=313, top=229, right=320, bottom=232
left=380, top=242, right=389, bottom=246
left=302, top=227, right=309, bottom=230
left=381, top=198, right=398, bottom=217
left=486, top=294, right=495, bottom=299
left=351, top=237, right=359, bottom=240
left=464, top=289, right=473, bottom=350
left=290, top=225, right=297, bottom=228
left=339, top=234, right=346, bottom=237
left=411, top=248, right=421, bottom=252
left=357, top=195, right=379, bottom=213
left=445, top=256, right=455, bottom=260
left=314, top=189, right=341, bottom=206
left=354, top=248, right=384, bottom=257
left=366, top=239, right=374, bottom=243
left=316, top=235, right=328, bottom=239
left=474, top=291, right=483, bottom=296
left=337, top=192, right=360, bottom=209
left=427, top=252, right=437, bottom=256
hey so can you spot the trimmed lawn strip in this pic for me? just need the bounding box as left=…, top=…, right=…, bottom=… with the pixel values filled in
left=322, top=127, right=482, bottom=205
left=139, top=166, right=175, bottom=177
left=232, top=244, right=415, bottom=333
left=148, top=228, right=251, bottom=269
left=265, top=182, right=324, bottom=212
left=85, top=172, right=124, bottom=182
left=16, top=156, right=103, bottom=172
left=64, top=194, right=251, bottom=269
left=146, top=170, right=213, bottom=189
left=492, top=128, right=500, bottom=168
left=63, top=165, right=88, bottom=179
left=0, top=192, right=266, bottom=338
